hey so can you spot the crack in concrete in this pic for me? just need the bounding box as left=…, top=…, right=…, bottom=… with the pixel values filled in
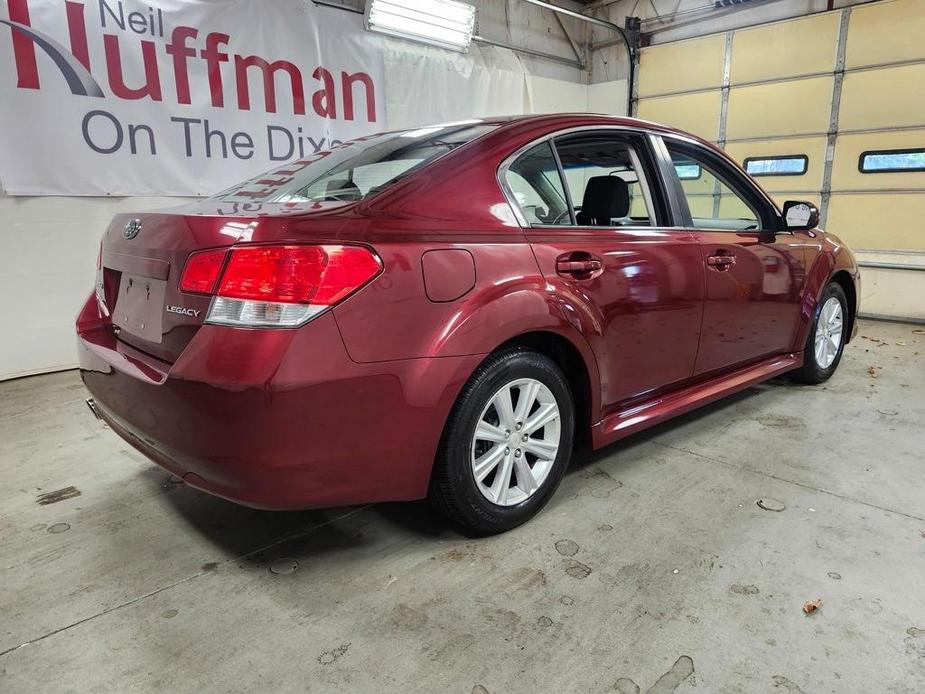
left=0, top=505, right=370, bottom=659
left=651, top=439, right=925, bottom=523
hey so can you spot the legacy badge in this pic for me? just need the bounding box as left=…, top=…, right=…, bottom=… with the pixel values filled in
left=166, top=305, right=200, bottom=317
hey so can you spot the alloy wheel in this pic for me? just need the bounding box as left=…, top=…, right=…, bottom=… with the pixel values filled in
left=814, top=296, right=844, bottom=369
left=470, top=378, right=561, bottom=507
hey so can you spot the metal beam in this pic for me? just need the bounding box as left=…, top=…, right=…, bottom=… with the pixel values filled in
left=311, top=0, right=637, bottom=99
left=640, top=0, right=795, bottom=35
left=472, top=35, right=583, bottom=69
left=857, top=312, right=925, bottom=324
left=819, top=7, right=851, bottom=228
left=857, top=261, right=925, bottom=273
left=310, top=0, right=584, bottom=69
left=520, top=0, right=629, bottom=36
left=312, top=0, right=363, bottom=13
left=517, top=0, right=635, bottom=114
left=712, top=31, right=733, bottom=217
left=553, top=12, right=585, bottom=68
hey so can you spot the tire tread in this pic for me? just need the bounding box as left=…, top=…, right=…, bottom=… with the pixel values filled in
left=429, top=347, right=573, bottom=535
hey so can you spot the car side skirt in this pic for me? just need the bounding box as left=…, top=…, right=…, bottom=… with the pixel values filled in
left=591, top=351, right=804, bottom=449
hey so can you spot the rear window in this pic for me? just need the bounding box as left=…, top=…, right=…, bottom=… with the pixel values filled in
left=744, top=155, right=808, bottom=176
left=212, top=122, right=498, bottom=203
left=859, top=148, right=925, bottom=173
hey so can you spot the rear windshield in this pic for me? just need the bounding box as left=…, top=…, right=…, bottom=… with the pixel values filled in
left=211, top=122, right=498, bottom=204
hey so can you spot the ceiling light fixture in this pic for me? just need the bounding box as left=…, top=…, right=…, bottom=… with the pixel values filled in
left=365, top=0, right=477, bottom=52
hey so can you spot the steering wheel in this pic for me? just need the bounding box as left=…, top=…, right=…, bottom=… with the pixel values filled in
left=549, top=209, right=571, bottom=225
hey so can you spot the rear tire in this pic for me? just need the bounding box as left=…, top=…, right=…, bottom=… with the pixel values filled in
left=429, top=348, right=575, bottom=535
left=791, top=281, right=848, bottom=384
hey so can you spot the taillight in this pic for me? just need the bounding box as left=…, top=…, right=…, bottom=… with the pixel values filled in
left=180, top=249, right=227, bottom=294
left=181, top=244, right=381, bottom=328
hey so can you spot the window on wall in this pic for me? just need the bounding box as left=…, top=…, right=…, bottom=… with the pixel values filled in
left=504, top=142, right=571, bottom=225
left=744, top=155, right=808, bottom=177
left=553, top=133, right=655, bottom=227
left=674, top=163, right=702, bottom=180
left=666, top=143, right=760, bottom=231
left=859, top=148, right=925, bottom=173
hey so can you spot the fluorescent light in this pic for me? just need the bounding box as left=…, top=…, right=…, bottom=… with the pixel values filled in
left=365, top=0, right=476, bottom=52
left=401, top=120, right=481, bottom=137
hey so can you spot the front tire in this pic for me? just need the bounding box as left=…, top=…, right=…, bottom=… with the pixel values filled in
left=429, top=348, right=575, bottom=535
left=791, top=281, right=848, bottom=384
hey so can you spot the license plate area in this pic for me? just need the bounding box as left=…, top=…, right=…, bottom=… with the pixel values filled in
left=112, top=274, right=165, bottom=343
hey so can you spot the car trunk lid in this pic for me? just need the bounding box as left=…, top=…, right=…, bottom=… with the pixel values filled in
left=98, top=200, right=350, bottom=363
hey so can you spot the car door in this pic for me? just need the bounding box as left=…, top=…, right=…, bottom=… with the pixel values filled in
left=658, top=135, right=810, bottom=375
left=502, top=129, right=704, bottom=411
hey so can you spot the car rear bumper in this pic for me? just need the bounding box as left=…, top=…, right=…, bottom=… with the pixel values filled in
left=76, top=296, right=483, bottom=510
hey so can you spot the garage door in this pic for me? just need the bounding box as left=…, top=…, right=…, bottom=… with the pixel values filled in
left=635, top=0, right=925, bottom=321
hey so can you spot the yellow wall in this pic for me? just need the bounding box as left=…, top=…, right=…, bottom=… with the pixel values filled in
left=638, top=35, right=725, bottom=97
left=832, top=129, right=925, bottom=191
left=725, top=137, right=826, bottom=194
left=730, top=12, right=839, bottom=84
left=726, top=77, right=833, bottom=140
left=840, top=64, right=925, bottom=131
left=636, top=2, right=925, bottom=317
left=636, top=92, right=722, bottom=141
left=844, top=0, right=925, bottom=68
left=827, top=194, right=925, bottom=251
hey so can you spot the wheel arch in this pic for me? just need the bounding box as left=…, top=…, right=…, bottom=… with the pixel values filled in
left=796, top=235, right=860, bottom=350
left=428, top=324, right=600, bottom=487
left=829, top=269, right=857, bottom=344
left=493, top=330, right=598, bottom=448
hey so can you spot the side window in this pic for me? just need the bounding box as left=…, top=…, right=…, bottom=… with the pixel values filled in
left=744, top=155, right=808, bottom=177
left=554, top=134, right=654, bottom=227
left=504, top=142, right=570, bottom=225
left=859, top=148, right=925, bottom=173
left=667, top=144, right=761, bottom=231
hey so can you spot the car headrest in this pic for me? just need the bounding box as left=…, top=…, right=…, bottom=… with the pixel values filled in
left=578, top=176, right=630, bottom=225
left=325, top=178, right=362, bottom=202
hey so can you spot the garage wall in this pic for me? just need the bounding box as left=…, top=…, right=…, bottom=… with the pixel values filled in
left=0, top=1, right=628, bottom=382
left=635, top=0, right=925, bottom=321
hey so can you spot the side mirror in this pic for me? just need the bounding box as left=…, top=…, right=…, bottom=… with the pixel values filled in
left=781, top=200, right=819, bottom=230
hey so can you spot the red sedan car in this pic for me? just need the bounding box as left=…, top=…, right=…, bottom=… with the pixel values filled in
left=78, top=114, right=859, bottom=534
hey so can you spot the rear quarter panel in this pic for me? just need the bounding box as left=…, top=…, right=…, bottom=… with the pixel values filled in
left=330, top=122, right=608, bottom=417
left=332, top=235, right=603, bottom=425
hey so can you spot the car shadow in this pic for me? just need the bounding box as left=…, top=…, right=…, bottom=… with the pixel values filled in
left=149, top=381, right=775, bottom=556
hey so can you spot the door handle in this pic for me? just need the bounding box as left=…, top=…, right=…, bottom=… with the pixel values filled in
left=706, top=253, right=736, bottom=270
left=556, top=254, right=603, bottom=279
left=557, top=259, right=602, bottom=274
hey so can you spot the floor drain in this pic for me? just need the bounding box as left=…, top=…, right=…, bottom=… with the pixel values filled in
left=269, top=558, right=299, bottom=575
left=757, top=498, right=786, bottom=512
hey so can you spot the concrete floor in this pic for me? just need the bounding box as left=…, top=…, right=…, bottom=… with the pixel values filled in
left=1, top=319, right=924, bottom=693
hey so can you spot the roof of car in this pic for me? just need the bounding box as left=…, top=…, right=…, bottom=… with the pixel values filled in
left=470, top=112, right=719, bottom=158
left=477, top=112, right=677, bottom=131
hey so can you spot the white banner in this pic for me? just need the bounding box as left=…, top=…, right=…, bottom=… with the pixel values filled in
left=0, top=0, right=386, bottom=195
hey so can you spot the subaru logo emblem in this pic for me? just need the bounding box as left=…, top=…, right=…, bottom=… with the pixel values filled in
left=123, top=219, right=142, bottom=240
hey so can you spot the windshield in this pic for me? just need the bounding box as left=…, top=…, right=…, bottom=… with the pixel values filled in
left=211, top=122, right=499, bottom=204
